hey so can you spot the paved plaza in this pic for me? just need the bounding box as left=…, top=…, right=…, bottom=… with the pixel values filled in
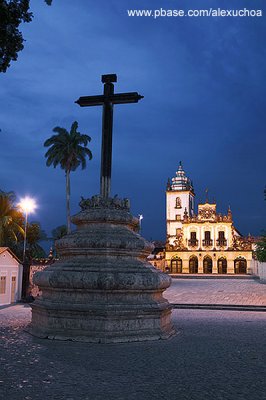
left=0, top=278, right=266, bottom=400
left=165, top=277, right=266, bottom=306
left=0, top=304, right=265, bottom=400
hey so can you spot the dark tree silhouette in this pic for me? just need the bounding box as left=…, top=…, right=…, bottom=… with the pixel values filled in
left=0, top=0, right=52, bottom=73
left=0, top=191, right=24, bottom=245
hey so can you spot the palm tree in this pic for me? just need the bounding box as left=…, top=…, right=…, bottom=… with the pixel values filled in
left=0, top=191, right=24, bottom=247
left=51, top=224, right=67, bottom=257
left=26, top=221, right=47, bottom=259
left=51, top=224, right=67, bottom=241
left=44, top=121, right=92, bottom=233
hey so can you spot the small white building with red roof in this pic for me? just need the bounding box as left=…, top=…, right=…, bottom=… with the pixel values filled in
left=0, top=247, right=23, bottom=305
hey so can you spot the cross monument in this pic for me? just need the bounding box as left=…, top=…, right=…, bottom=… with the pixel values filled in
left=75, top=74, right=143, bottom=198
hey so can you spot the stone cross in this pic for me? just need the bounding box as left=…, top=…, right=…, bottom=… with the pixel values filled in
left=75, top=74, right=144, bottom=198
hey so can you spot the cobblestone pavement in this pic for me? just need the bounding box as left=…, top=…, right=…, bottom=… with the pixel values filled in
left=0, top=304, right=265, bottom=400
left=164, top=278, right=266, bottom=306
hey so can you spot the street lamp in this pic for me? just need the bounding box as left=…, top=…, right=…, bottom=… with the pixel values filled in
left=138, top=214, right=143, bottom=234
left=18, top=197, right=37, bottom=262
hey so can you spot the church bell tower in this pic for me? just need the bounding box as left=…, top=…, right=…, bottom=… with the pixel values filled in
left=166, top=162, right=195, bottom=245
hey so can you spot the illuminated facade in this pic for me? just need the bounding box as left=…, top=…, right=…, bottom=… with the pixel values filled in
left=164, top=163, right=253, bottom=274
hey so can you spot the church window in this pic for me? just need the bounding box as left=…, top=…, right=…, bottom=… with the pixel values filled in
left=175, top=197, right=182, bottom=208
left=205, top=231, right=211, bottom=240
left=217, top=231, right=227, bottom=246
left=203, top=231, right=212, bottom=246
left=189, top=232, right=198, bottom=247
left=218, top=231, right=225, bottom=239
left=0, top=276, right=6, bottom=294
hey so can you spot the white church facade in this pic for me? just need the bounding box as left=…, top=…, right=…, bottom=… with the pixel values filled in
left=163, top=163, right=253, bottom=274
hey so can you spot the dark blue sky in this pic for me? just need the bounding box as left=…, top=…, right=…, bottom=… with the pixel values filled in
left=1, top=0, right=265, bottom=242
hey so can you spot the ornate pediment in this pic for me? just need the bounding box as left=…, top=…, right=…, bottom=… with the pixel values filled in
left=197, top=204, right=216, bottom=221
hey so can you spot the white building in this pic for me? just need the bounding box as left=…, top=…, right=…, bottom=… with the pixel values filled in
left=164, top=163, right=253, bottom=274
left=0, top=247, right=23, bottom=305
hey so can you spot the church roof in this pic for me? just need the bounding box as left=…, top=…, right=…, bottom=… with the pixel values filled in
left=168, top=162, right=194, bottom=192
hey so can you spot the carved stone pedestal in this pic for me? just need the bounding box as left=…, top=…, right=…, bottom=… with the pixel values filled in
left=27, top=196, right=175, bottom=343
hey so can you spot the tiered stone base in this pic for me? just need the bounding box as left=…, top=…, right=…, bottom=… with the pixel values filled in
left=27, top=196, right=175, bottom=343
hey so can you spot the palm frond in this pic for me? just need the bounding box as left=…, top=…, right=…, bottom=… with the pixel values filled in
left=52, top=126, right=69, bottom=136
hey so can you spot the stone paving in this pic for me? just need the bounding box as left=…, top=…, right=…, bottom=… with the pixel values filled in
left=164, top=278, right=266, bottom=306
left=0, top=304, right=265, bottom=400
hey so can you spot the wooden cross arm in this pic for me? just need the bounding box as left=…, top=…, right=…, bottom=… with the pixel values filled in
left=75, top=92, right=144, bottom=107
left=111, top=92, right=144, bottom=104
left=75, top=95, right=105, bottom=107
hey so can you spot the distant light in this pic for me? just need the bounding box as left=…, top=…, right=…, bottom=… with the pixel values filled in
left=18, top=197, right=37, bottom=214
left=139, top=214, right=143, bottom=221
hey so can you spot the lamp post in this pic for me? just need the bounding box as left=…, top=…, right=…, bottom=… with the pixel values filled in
left=18, top=197, right=37, bottom=262
left=138, top=214, right=143, bottom=234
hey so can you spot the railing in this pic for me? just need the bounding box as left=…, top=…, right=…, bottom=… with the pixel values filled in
left=202, top=239, right=213, bottom=247
left=188, top=239, right=198, bottom=247
left=216, top=239, right=227, bottom=247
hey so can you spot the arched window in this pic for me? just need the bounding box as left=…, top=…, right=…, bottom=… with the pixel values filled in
left=175, top=197, right=182, bottom=208
left=218, top=258, right=227, bottom=274
left=234, top=258, right=247, bottom=274
left=189, top=256, right=198, bottom=273
left=171, top=257, right=182, bottom=273
left=203, top=256, right=212, bottom=274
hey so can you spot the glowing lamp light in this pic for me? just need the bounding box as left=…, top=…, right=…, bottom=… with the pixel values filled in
left=139, top=214, right=143, bottom=221
left=18, top=196, right=37, bottom=262
left=18, top=197, right=37, bottom=215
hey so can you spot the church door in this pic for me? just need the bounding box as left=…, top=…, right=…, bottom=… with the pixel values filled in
left=203, top=257, right=212, bottom=274
left=171, top=259, right=182, bottom=273
left=234, top=259, right=247, bottom=274
left=189, top=256, right=198, bottom=273
left=218, top=258, right=227, bottom=274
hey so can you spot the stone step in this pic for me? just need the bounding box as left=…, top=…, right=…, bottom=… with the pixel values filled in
left=169, top=274, right=256, bottom=280
left=171, top=303, right=266, bottom=312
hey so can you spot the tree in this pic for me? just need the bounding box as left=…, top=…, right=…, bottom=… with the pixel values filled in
left=26, top=221, right=47, bottom=259
left=51, top=224, right=67, bottom=241
left=0, top=190, right=47, bottom=260
left=0, top=0, right=32, bottom=73
left=44, top=121, right=92, bottom=234
left=51, top=224, right=67, bottom=257
left=0, top=0, right=52, bottom=73
left=255, top=233, right=266, bottom=262
left=0, top=191, right=24, bottom=247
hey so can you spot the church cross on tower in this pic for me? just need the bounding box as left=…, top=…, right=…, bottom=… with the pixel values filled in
left=75, top=74, right=144, bottom=198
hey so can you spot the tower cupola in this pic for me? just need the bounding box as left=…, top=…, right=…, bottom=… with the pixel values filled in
left=170, top=162, right=194, bottom=193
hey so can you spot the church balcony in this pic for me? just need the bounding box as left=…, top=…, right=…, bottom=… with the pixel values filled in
left=216, top=239, right=227, bottom=247
left=188, top=239, right=198, bottom=247
left=202, top=239, right=213, bottom=247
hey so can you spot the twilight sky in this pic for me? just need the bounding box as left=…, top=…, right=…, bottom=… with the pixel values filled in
left=1, top=0, right=266, bottom=244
